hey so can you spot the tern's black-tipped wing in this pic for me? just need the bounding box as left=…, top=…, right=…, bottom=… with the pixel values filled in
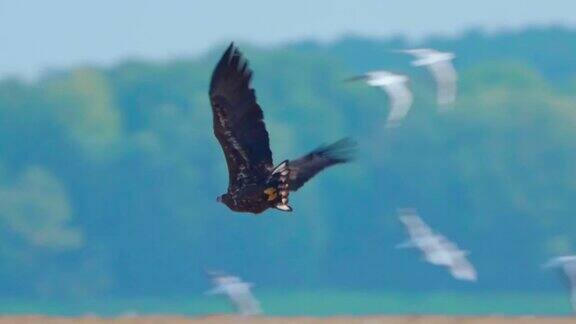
left=288, top=138, right=355, bottom=191
left=209, top=43, right=273, bottom=191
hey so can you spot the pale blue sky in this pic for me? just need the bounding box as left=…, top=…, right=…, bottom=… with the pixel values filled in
left=0, top=0, right=574, bottom=78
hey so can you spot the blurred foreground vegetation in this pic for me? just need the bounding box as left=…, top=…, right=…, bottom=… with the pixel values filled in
left=0, top=27, right=575, bottom=298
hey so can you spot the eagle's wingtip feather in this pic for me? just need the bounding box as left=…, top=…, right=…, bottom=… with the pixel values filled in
left=323, top=137, right=357, bottom=163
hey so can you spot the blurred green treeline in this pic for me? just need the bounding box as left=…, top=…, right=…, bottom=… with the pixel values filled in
left=0, top=27, right=575, bottom=297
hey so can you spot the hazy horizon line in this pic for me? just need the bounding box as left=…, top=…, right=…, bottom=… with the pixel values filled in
left=2, top=23, right=573, bottom=82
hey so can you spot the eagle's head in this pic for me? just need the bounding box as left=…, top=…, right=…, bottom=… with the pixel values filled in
left=217, top=193, right=232, bottom=207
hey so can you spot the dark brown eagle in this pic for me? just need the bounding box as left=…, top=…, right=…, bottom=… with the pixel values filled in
left=210, top=43, right=355, bottom=214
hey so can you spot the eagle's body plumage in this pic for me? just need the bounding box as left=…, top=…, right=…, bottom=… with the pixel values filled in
left=209, top=43, right=354, bottom=214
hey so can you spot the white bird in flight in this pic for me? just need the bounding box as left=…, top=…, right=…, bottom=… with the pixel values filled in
left=396, top=208, right=477, bottom=282
left=205, top=270, right=262, bottom=316
left=543, top=255, right=576, bottom=313
left=400, top=48, right=457, bottom=110
left=347, top=71, right=413, bottom=128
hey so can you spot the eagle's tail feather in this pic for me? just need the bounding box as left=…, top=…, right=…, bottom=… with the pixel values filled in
left=269, top=160, right=293, bottom=212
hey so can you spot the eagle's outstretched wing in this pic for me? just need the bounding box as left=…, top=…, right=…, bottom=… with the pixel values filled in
left=288, top=138, right=355, bottom=191
left=209, top=43, right=273, bottom=192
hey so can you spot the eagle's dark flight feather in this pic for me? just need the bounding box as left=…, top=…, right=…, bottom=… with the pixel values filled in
left=209, top=43, right=273, bottom=192
left=288, top=138, right=356, bottom=191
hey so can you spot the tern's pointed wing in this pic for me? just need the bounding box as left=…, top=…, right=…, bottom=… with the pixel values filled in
left=205, top=286, right=226, bottom=295
left=398, top=211, right=434, bottom=240
left=449, top=254, right=478, bottom=281
left=378, top=81, right=413, bottom=127
left=437, top=237, right=477, bottom=281
left=544, top=256, right=576, bottom=309
left=421, top=235, right=454, bottom=266
left=425, top=61, right=457, bottom=107
left=345, top=71, right=412, bottom=127
left=563, top=261, right=576, bottom=291
left=227, top=283, right=262, bottom=315
left=402, top=48, right=438, bottom=60
left=398, top=211, right=448, bottom=264
left=544, top=256, right=576, bottom=268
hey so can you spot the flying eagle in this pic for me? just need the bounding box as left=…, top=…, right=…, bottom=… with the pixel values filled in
left=209, top=43, right=355, bottom=214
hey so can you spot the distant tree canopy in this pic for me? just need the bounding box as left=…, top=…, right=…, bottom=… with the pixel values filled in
left=0, top=28, right=575, bottom=297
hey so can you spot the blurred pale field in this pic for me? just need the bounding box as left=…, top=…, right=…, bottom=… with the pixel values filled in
left=0, top=315, right=575, bottom=324
left=0, top=292, right=571, bottom=316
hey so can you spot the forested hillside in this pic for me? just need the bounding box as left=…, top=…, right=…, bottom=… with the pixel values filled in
left=0, top=27, right=575, bottom=297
